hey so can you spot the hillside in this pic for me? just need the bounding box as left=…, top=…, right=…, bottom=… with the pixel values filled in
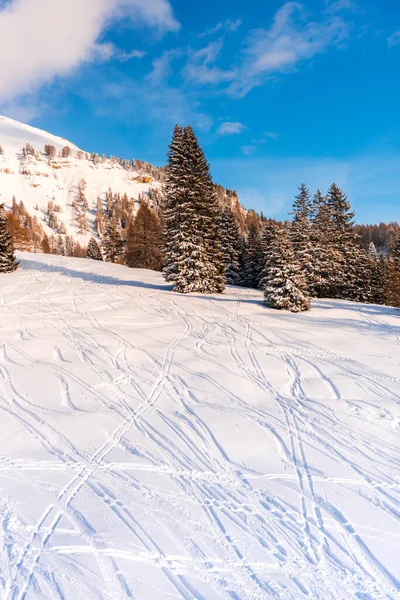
left=0, top=253, right=399, bottom=599
left=0, top=115, right=164, bottom=243
left=0, top=117, right=245, bottom=248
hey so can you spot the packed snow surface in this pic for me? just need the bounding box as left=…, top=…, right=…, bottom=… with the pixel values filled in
left=0, top=254, right=400, bottom=600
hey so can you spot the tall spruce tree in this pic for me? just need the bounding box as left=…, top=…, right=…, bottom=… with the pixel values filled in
left=310, top=190, right=338, bottom=298
left=87, top=237, right=103, bottom=261
left=326, top=183, right=359, bottom=299
left=291, top=184, right=314, bottom=291
left=125, top=202, right=163, bottom=271
left=163, top=126, right=225, bottom=294
left=263, top=225, right=310, bottom=312
left=219, top=207, right=241, bottom=285
left=163, top=125, right=185, bottom=284
left=0, top=204, right=19, bottom=273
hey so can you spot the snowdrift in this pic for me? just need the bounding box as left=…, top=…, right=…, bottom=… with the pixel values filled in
left=0, top=253, right=399, bottom=599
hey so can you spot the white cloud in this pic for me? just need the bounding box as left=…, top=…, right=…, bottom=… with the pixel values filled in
left=184, top=41, right=235, bottom=85
left=241, top=145, right=257, bottom=156
left=0, top=0, right=178, bottom=103
left=180, top=2, right=349, bottom=97
left=217, top=121, right=246, bottom=135
left=229, top=2, right=348, bottom=95
left=198, top=18, right=242, bottom=38
left=388, top=31, right=400, bottom=48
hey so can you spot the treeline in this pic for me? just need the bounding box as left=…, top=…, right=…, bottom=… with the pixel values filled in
left=2, top=128, right=400, bottom=311
left=0, top=142, right=166, bottom=183
left=355, top=222, right=400, bottom=254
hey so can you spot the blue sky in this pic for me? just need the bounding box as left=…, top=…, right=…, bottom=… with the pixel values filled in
left=0, top=0, right=399, bottom=223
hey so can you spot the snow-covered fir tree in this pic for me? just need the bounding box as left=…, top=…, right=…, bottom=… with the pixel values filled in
left=310, top=189, right=341, bottom=298
left=219, top=207, right=241, bottom=285
left=125, top=202, right=163, bottom=271
left=163, top=125, right=225, bottom=294
left=263, top=226, right=310, bottom=312
left=102, top=220, right=124, bottom=263
left=291, top=184, right=314, bottom=291
left=87, top=238, right=103, bottom=261
left=368, top=241, right=377, bottom=258
left=242, top=216, right=263, bottom=288
left=0, top=204, right=19, bottom=273
left=326, top=183, right=360, bottom=299
left=370, top=253, right=387, bottom=305
left=163, top=125, right=185, bottom=284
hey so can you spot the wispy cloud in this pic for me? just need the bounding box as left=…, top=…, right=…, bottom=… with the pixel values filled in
left=388, top=31, right=400, bottom=48
left=179, top=2, right=350, bottom=97
left=183, top=41, right=235, bottom=85
left=217, top=121, right=246, bottom=135
left=198, top=18, right=242, bottom=38
left=229, top=2, right=349, bottom=96
left=0, top=0, right=178, bottom=104
left=241, top=145, right=257, bottom=156
left=326, top=0, right=361, bottom=14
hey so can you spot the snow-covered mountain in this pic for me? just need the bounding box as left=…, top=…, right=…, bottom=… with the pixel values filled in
left=0, top=115, right=164, bottom=242
left=1, top=253, right=399, bottom=599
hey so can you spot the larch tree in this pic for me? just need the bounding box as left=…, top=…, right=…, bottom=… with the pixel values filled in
left=125, top=202, right=163, bottom=271
left=392, top=234, right=400, bottom=269
left=0, top=204, right=19, bottom=273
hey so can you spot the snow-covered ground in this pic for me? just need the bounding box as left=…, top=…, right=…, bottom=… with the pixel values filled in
left=0, top=254, right=399, bottom=600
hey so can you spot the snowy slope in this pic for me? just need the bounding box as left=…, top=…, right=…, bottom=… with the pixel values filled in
left=0, top=116, right=161, bottom=241
left=1, top=254, right=400, bottom=600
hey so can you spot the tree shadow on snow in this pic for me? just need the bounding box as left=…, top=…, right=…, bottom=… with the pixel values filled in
left=20, top=258, right=172, bottom=292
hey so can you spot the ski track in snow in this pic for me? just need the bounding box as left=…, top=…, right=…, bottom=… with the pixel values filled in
left=0, top=254, right=400, bottom=600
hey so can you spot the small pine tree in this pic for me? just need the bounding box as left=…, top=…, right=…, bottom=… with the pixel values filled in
left=242, top=218, right=263, bottom=288
left=87, top=238, right=103, bottom=261
left=219, top=207, right=241, bottom=285
left=263, top=227, right=310, bottom=312
left=0, top=204, right=19, bottom=273
left=102, top=220, right=124, bottom=263
left=370, top=254, right=387, bottom=305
